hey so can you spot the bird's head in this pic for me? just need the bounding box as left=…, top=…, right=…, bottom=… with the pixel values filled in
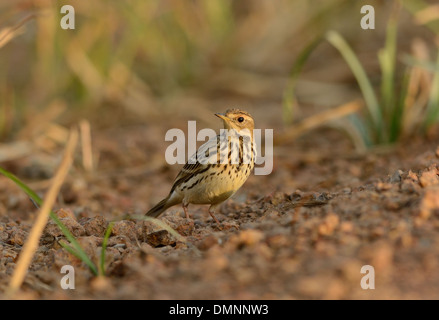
left=215, top=109, right=255, bottom=134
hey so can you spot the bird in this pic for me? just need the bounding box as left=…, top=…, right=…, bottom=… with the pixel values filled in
left=145, top=108, right=256, bottom=227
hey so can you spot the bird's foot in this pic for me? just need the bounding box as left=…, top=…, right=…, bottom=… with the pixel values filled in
left=220, top=221, right=239, bottom=231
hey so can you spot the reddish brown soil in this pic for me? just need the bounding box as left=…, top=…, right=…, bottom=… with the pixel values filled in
left=1, top=109, right=439, bottom=299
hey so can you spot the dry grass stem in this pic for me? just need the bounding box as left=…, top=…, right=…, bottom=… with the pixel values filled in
left=275, top=100, right=363, bottom=145
left=414, top=5, right=439, bottom=25
left=0, top=14, right=35, bottom=49
left=7, top=128, right=79, bottom=297
left=0, top=141, right=33, bottom=162
left=79, top=119, right=94, bottom=172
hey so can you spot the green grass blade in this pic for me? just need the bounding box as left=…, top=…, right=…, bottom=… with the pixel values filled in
left=282, top=35, right=324, bottom=124
left=58, top=240, right=97, bottom=275
left=99, top=221, right=114, bottom=277
left=328, top=116, right=369, bottom=152
left=391, top=68, right=410, bottom=141
left=424, top=51, right=439, bottom=130
left=402, top=54, right=439, bottom=73
left=0, top=167, right=44, bottom=207
left=326, top=30, right=383, bottom=143
left=348, top=113, right=373, bottom=148
left=58, top=241, right=78, bottom=256
left=378, top=10, right=398, bottom=125
left=0, top=166, right=98, bottom=275
left=51, top=212, right=98, bottom=275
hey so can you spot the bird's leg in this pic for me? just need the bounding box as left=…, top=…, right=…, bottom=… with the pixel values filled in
left=182, top=203, right=190, bottom=219
left=208, top=206, right=222, bottom=230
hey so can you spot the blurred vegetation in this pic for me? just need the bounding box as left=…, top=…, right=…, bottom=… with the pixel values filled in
left=283, top=0, right=439, bottom=149
left=0, top=0, right=439, bottom=150
left=0, top=165, right=99, bottom=275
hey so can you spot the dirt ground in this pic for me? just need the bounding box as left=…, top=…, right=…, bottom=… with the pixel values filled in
left=1, top=104, right=439, bottom=300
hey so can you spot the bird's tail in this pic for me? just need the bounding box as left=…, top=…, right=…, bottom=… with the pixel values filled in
left=145, top=195, right=174, bottom=218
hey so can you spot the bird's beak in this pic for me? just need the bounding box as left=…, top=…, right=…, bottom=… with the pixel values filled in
left=215, top=113, right=228, bottom=121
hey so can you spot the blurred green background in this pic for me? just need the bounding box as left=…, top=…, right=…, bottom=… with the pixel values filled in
left=1, top=0, right=439, bottom=147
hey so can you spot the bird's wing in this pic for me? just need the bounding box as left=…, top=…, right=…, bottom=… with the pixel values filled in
left=170, top=134, right=220, bottom=193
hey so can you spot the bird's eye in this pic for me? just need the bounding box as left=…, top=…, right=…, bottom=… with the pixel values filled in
left=237, top=117, right=244, bottom=123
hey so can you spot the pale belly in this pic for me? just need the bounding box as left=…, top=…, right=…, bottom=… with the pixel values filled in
left=180, top=165, right=252, bottom=205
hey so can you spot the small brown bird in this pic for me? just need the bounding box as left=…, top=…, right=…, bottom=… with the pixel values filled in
left=146, top=109, right=256, bottom=226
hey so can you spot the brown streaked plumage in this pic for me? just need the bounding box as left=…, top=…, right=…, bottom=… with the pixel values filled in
left=145, top=109, right=256, bottom=227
